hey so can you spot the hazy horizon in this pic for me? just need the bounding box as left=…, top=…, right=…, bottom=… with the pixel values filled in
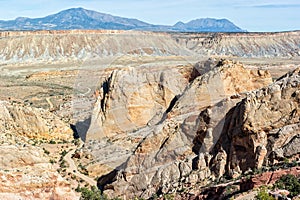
left=0, top=0, right=299, bottom=32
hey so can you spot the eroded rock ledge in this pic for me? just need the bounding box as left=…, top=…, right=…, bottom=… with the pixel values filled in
left=0, top=101, right=73, bottom=141
left=83, top=60, right=275, bottom=198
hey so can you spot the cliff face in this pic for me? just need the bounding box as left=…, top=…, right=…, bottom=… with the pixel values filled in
left=0, top=30, right=192, bottom=65
left=86, top=65, right=191, bottom=140
left=0, top=30, right=299, bottom=66
left=219, top=68, right=300, bottom=173
left=84, top=60, right=273, bottom=198
left=187, top=67, right=300, bottom=196
left=172, top=31, right=300, bottom=57
left=88, top=61, right=300, bottom=199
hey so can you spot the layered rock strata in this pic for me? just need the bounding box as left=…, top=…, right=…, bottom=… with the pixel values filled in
left=84, top=60, right=273, bottom=198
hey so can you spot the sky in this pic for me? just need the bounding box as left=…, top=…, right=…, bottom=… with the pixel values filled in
left=0, top=0, right=299, bottom=32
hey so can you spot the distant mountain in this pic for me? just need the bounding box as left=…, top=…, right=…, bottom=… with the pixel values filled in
left=172, top=18, right=244, bottom=32
left=0, top=7, right=246, bottom=32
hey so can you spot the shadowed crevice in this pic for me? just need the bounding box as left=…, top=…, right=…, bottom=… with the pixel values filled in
left=74, top=117, right=91, bottom=142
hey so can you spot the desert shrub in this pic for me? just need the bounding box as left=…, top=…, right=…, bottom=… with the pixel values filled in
left=49, top=140, right=56, bottom=144
left=163, top=194, right=174, bottom=200
left=49, top=159, right=56, bottom=164
left=76, top=186, right=107, bottom=200
left=256, top=186, right=275, bottom=200
left=61, top=150, right=67, bottom=157
left=60, top=160, right=67, bottom=168
left=43, top=148, right=50, bottom=155
left=273, top=174, right=300, bottom=197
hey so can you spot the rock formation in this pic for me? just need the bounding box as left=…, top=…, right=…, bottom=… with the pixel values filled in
left=86, top=65, right=191, bottom=140
left=84, top=60, right=273, bottom=199
left=169, top=59, right=272, bottom=117
left=1, top=27, right=300, bottom=200
left=172, top=31, right=300, bottom=57
left=223, top=67, right=300, bottom=173
left=0, top=30, right=299, bottom=66
left=191, top=67, right=300, bottom=188
left=0, top=30, right=192, bottom=65
left=0, top=144, right=78, bottom=200
left=0, top=101, right=73, bottom=141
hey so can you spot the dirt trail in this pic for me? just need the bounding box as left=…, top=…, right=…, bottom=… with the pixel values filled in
left=46, top=97, right=54, bottom=109
left=64, top=146, right=97, bottom=187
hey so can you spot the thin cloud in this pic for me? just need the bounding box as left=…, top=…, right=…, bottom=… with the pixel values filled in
left=253, top=4, right=300, bottom=8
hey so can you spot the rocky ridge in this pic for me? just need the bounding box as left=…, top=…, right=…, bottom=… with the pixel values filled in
left=83, top=60, right=273, bottom=198
left=95, top=64, right=300, bottom=199
left=0, top=30, right=299, bottom=66
left=172, top=31, right=300, bottom=57
left=0, top=144, right=78, bottom=200
left=181, top=66, right=300, bottom=188
left=0, top=30, right=192, bottom=66
left=0, top=101, right=72, bottom=141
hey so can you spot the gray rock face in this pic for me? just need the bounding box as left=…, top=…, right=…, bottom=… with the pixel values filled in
left=225, top=68, right=300, bottom=173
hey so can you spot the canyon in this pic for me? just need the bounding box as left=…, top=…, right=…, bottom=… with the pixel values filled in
left=0, top=30, right=300, bottom=199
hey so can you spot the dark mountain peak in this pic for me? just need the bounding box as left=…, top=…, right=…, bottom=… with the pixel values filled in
left=69, top=7, right=85, bottom=11
left=49, top=7, right=89, bottom=18
left=58, top=7, right=101, bottom=18
left=184, top=18, right=244, bottom=32
left=58, top=7, right=87, bottom=14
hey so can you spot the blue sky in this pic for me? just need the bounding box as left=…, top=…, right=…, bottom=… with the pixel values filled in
left=0, top=0, right=299, bottom=32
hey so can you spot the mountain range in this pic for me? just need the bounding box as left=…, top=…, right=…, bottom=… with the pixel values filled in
left=0, top=7, right=245, bottom=32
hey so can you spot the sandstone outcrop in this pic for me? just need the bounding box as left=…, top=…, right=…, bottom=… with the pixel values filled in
left=169, top=59, right=272, bottom=117
left=83, top=65, right=192, bottom=177
left=84, top=60, right=272, bottom=198
left=223, top=68, right=300, bottom=175
left=86, top=65, right=191, bottom=140
left=191, top=67, right=300, bottom=182
left=0, top=101, right=73, bottom=141
left=0, top=144, right=78, bottom=200
left=1, top=29, right=300, bottom=200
